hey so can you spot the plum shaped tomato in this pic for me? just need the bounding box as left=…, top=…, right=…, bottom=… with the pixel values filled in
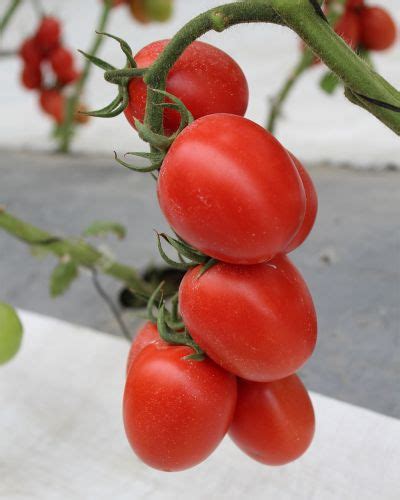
left=285, top=154, right=318, bottom=253
left=179, top=255, right=317, bottom=382
left=123, top=342, right=237, bottom=471
left=229, top=374, right=315, bottom=465
left=359, top=7, right=397, bottom=51
left=124, top=40, right=248, bottom=135
left=158, top=114, right=306, bottom=264
left=126, top=321, right=160, bottom=374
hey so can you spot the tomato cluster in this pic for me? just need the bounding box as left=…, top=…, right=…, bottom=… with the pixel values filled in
left=18, top=16, right=87, bottom=126
left=331, top=0, right=396, bottom=52
left=106, top=0, right=173, bottom=24
left=122, top=40, right=317, bottom=471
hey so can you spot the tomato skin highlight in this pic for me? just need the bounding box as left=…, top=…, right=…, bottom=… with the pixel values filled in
left=359, top=6, right=397, bottom=51
left=124, top=40, right=248, bottom=135
left=285, top=154, right=318, bottom=253
left=179, top=255, right=317, bottom=382
left=229, top=374, right=315, bottom=466
left=126, top=321, right=160, bottom=374
left=123, top=342, right=237, bottom=471
left=158, top=114, right=306, bottom=264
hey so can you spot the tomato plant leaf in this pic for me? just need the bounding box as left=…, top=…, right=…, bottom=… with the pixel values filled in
left=83, top=221, right=126, bottom=240
left=50, top=260, right=78, bottom=297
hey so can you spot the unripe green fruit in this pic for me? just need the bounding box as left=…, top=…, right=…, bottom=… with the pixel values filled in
left=0, top=302, right=23, bottom=365
left=144, top=0, right=173, bottom=22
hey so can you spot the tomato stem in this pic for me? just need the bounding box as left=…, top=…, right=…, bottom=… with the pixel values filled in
left=0, top=0, right=22, bottom=36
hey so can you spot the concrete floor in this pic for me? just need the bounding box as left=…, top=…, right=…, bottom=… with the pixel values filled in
left=1, top=150, right=399, bottom=418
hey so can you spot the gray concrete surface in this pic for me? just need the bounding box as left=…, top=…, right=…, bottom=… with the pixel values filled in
left=1, top=151, right=399, bottom=418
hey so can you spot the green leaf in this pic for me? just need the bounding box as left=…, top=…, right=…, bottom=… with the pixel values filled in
left=320, top=71, right=341, bottom=95
left=0, top=302, right=23, bottom=365
left=50, top=260, right=78, bottom=298
left=83, top=221, right=126, bottom=240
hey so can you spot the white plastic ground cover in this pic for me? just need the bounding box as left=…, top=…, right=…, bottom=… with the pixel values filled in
left=0, top=311, right=399, bottom=499
left=0, top=0, right=399, bottom=167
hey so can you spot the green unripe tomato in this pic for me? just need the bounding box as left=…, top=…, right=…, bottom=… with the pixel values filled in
left=0, top=302, right=23, bottom=365
left=144, top=0, right=173, bottom=22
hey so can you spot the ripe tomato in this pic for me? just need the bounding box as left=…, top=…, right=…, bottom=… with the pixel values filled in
left=158, top=114, right=305, bottom=264
left=39, top=89, right=64, bottom=123
left=126, top=321, right=160, bottom=373
left=21, top=64, right=42, bottom=90
left=35, top=17, right=61, bottom=52
left=49, top=46, right=74, bottom=75
left=124, top=40, right=248, bottom=135
left=285, top=154, right=318, bottom=253
left=346, top=0, right=364, bottom=10
left=229, top=374, right=315, bottom=465
left=334, top=10, right=361, bottom=49
left=179, top=255, right=317, bottom=382
left=19, top=37, right=43, bottom=66
left=123, top=342, right=237, bottom=471
left=359, top=7, right=397, bottom=51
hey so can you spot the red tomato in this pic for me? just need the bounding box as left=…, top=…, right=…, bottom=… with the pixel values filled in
left=126, top=321, right=160, bottom=373
left=50, top=46, right=74, bottom=75
left=124, top=40, right=248, bottom=135
left=39, top=89, right=64, bottom=123
left=21, top=64, right=42, bottom=90
left=334, top=10, right=361, bottom=49
left=179, top=255, right=317, bottom=382
left=19, top=37, right=43, bottom=66
left=158, top=114, right=305, bottom=264
left=229, top=374, right=315, bottom=465
left=346, top=0, right=364, bottom=10
left=35, top=17, right=61, bottom=52
left=359, top=6, right=397, bottom=51
left=285, top=154, right=318, bottom=253
left=123, top=342, right=237, bottom=471
left=58, top=67, right=80, bottom=85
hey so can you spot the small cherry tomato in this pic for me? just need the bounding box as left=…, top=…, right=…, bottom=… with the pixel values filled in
left=19, top=37, right=43, bottom=66
left=39, top=89, right=64, bottom=123
left=58, top=67, right=80, bottom=85
left=0, top=302, right=23, bottom=365
left=158, top=114, right=305, bottom=264
left=21, top=64, right=42, bottom=90
left=285, top=154, right=318, bottom=253
left=334, top=10, right=361, bottom=49
left=49, top=46, right=74, bottom=75
left=346, top=0, right=364, bottom=10
left=35, top=16, right=61, bottom=52
left=73, top=103, right=90, bottom=125
left=144, top=0, right=173, bottom=22
left=124, top=40, right=248, bottom=135
left=123, top=342, right=237, bottom=471
left=126, top=321, right=160, bottom=373
left=179, top=255, right=317, bottom=382
left=128, top=0, right=149, bottom=23
left=229, top=374, right=315, bottom=465
left=359, top=6, right=397, bottom=51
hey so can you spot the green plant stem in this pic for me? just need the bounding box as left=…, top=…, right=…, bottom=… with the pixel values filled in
left=0, top=0, right=22, bottom=36
left=0, top=209, right=151, bottom=297
left=57, top=0, right=113, bottom=153
left=266, top=49, right=314, bottom=133
left=142, top=0, right=400, bottom=136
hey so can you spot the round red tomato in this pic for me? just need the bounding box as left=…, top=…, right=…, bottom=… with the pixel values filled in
left=19, top=37, right=43, bottom=66
left=126, top=321, right=160, bottom=373
left=359, top=7, right=397, bottom=51
left=35, top=17, right=61, bottom=52
left=21, top=64, right=42, bottom=90
left=346, top=0, right=364, bottom=10
left=39, top=89, right=64, bottom=123
left=334, top=10, right=361, bottom=49
left=285, top=154, right=318, bottom=253
left=229, top=374, right=315, bottom=465
left=123, top=342, right=237, bottom=471
left=50, top=46, right=74, bottom=75
left=158, top=114, right=305, bottom=264
left=179, top=255, right=317, bottom=382
left=124, top=40, right=248, bottom=135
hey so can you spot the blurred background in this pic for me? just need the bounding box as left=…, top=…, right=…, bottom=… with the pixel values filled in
left=0, top=0, right=399, bottom=419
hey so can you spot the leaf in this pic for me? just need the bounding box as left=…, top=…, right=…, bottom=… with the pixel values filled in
left=83, top=221, right=126, bottom=240
left=320, top=71, right=341, bottom=94
left=50, top=260, right=78, bottom=297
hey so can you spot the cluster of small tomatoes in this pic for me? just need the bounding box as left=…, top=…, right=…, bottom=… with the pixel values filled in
left=122, top=39, right=318, bottom=472
left=108, top=0, right=173, bottom=24
left=329, top=0, right=396, bottom=52
left=18, top=16, right=87, bottom=126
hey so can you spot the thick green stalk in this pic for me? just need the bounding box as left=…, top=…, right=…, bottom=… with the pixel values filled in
left=57, top=0, right=113, bottom=153
left=0, top=0, right=22, bottom=36
left=143, top=0, right=400, bottom=136
left=0, top=209, right=151, bottom=296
